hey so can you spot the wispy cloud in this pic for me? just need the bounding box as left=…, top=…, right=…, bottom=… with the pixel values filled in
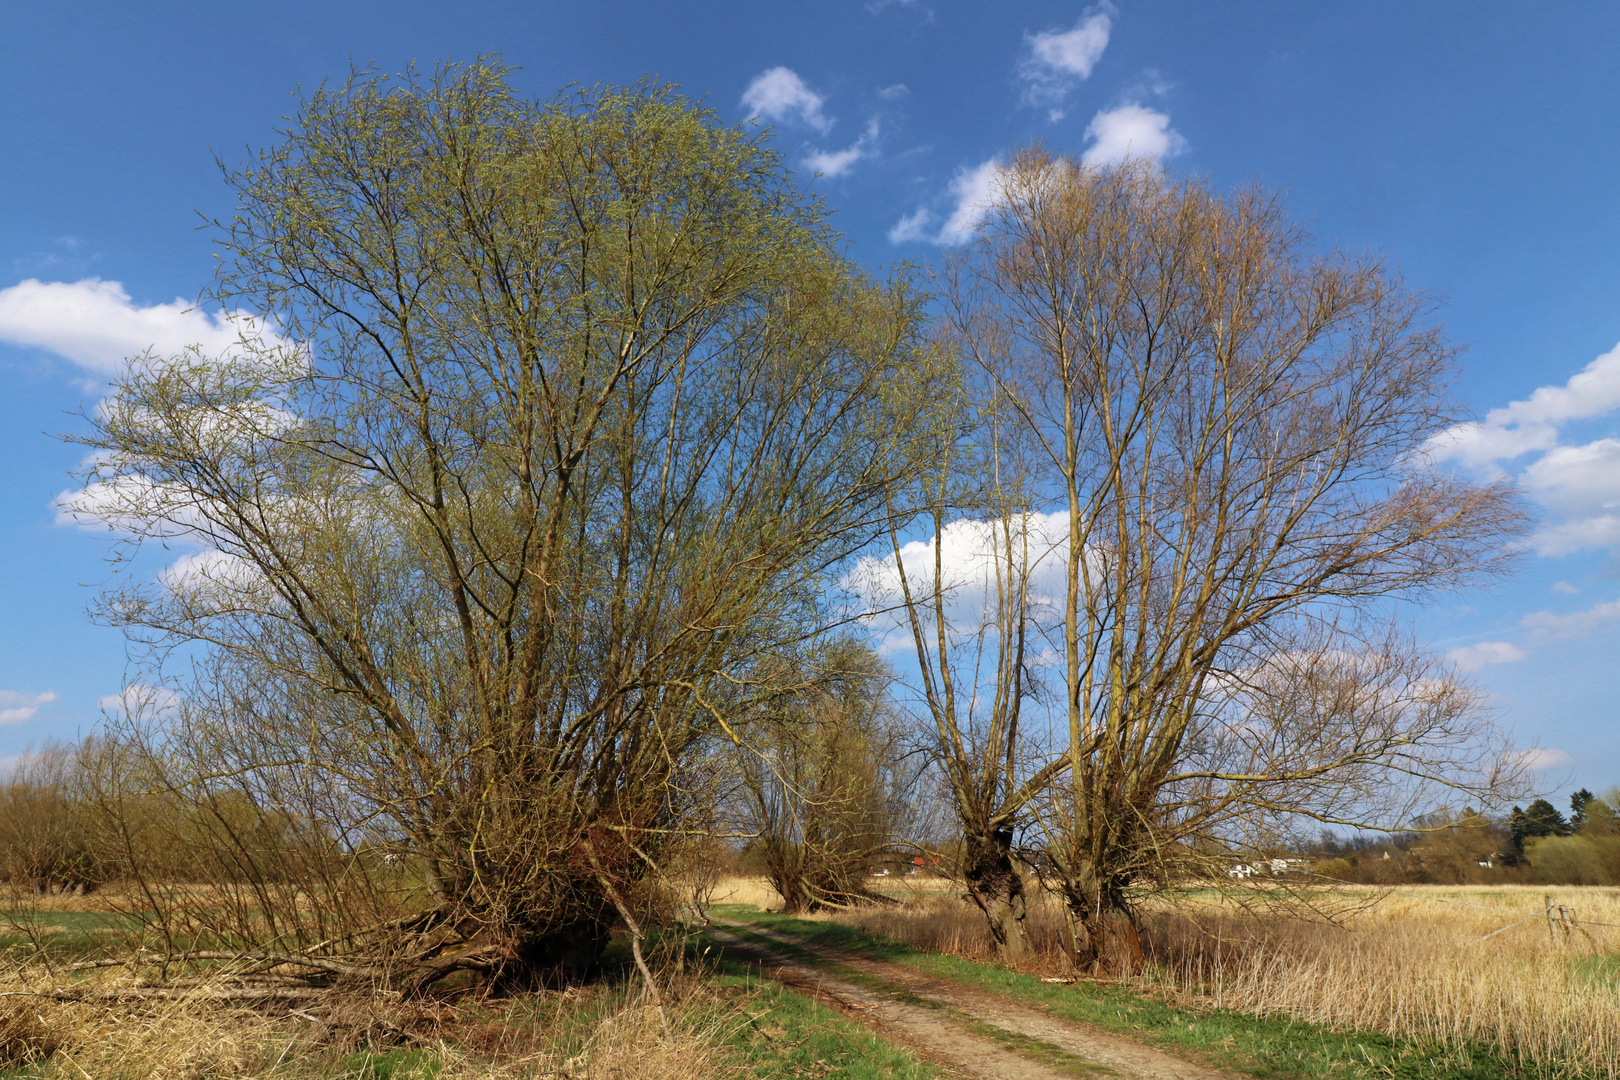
left=0, top=690, right=56, bottom=725
left=937, top=158, right=1006, bottom=244
left=887, top=208, right=935, bottom=245
left=867, top=0, right=933, bottom=17
left=1522, top=597, right=1620, bottom=639
left=1019, top=6, right=1114, bottom=120
left=1445, top=641, right=1529, bottom=672
left=99, top=684, right=181, bottom=719
left=889, top=157, right=1006, bottom=246
left=804, top=119, right=882, bottom=179
left=1512, top=747, right=1573, bottom=772
left=741, top=67, right=832, bottom=134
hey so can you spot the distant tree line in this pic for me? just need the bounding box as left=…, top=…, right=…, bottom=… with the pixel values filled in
left=1304, top=789, right=1620, bottom=886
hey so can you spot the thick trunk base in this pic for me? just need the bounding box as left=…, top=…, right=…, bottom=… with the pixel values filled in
left=964, top=828, right=1028, bottom=960
left=493, top=919, right=613, bottom=993
left=1069, top=903, right=1143, bottom=976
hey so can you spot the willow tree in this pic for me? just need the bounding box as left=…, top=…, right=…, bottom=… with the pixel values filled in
left=867, top=370, right=1069, bottom=960
left=734, top=639, right=919, bottom=912
left=948, top=152, right=1529, bottom=974
left=68, top=64, right=938, bottom=989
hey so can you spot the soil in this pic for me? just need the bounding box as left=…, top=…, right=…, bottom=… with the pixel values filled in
left=709, top=918, right=1238, bottom=1080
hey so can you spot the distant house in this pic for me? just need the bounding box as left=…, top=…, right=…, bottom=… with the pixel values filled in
left=1268, top=858, right=1310, bottom=875
left=1230, top=858, right=1308, bottom=879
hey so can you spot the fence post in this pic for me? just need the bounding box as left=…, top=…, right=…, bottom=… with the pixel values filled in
left=1545, top=894, right=1555, bottom=940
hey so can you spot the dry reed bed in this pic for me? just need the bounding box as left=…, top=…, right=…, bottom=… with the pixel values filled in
left=766, top=878, right=1620, bottom=1079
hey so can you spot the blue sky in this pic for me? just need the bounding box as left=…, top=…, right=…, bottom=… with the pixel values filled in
left=2, top=1, right=1619, bottom=801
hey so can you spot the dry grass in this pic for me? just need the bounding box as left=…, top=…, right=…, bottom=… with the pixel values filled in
left=777, top=879, right=1620, bottom=1079
left=708, top=876, right=782, bottom=910
left=0, top=881, right=749, bottom=1079
left=1147, top=885, right=1620, bottom=1080
left=0, top=961, right=738, bottom=1079
left=708, top=873, right=958, bottom=913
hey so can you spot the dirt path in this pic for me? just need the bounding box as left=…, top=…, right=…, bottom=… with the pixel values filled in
left=706, top=923, right=1086, bottom=1080
left=710, top=918, right=1237, bottom=1080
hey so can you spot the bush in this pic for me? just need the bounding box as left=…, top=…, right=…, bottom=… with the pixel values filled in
left=1526, top=834, right=1620, bottom=885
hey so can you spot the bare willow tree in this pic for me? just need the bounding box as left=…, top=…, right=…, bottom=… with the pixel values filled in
left=947, top=152, right=1530, bottom=974
left=66, top=64, right=940, bottom=990
left=734, top=640, right=919, bottom=912
left=867, top=373, right=1068, bottom=959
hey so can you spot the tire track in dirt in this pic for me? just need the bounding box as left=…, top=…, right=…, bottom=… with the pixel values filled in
left=705, top=924, right=1093, bottom=1080
left=712, top=918, right=1238, bottom=1080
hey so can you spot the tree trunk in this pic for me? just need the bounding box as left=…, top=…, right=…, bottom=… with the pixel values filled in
left=962, top=827, right=1027, bottom=960
left=495, top=914, right=614, bottom=992
left=1066, top=888, right=1143, bottom=976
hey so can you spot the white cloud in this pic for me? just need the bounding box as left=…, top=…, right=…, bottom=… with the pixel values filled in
left=1520, top=439, right=1620, bottom=554
left=1426, top=342, right=1620, bottom=470
left=1081, top=104, right=1186, bottom=167
left=1421, top=340, right=1620, bottom=556
left=891, top=124, right=1186, bottom=247
left=1521, top=597, right=1620, bottom=639
left=888, top=157, right=1007, bottom=247
left=867, top=0, right=929, bottom=14
left=1422, top=419, right=1557, bottom=470
left=1445, top=641, right=1529, bottom=672
left=0, top=690, right=56, bottom=725
left=160, top=548, right=263, bottom=598
left=1490, top=342, right=1620, bottom=430
left=846, top=511, right=1073, bottom=654
left=1553, top=581, right=1581, bottom=595
left=1513, top=747, right=1573, bottom=772
left=99, top=684, right=181, bottom=719
left=887, top=208, right=935, bottom=245
left=0, top=278, right=288, bottom=376
left=804, top=119, right=881, bottom=179
left=741, top=67, right=832, bottom=134
left=937, top=159, right=1007, bottom=245
left=55, top=473, right=211, bottom=539
left=1532, top=515, right=1620, bottom=556
left=1019, top=8, right=1113, bottom=118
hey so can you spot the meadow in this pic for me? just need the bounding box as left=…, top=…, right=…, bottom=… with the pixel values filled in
left=1, top=878, right=1617, bottom=1078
